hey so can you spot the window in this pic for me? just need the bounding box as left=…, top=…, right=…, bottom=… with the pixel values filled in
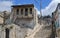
left=21, top=9, right=23, bottom=15
left=16, top=9, right=19, bottom=15
left=25, top=8, right=28, bottom=16
left=30, top=8, right=32, bottom=14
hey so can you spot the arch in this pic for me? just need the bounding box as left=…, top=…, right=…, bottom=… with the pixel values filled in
left=5, top=28, right=10, bottom=38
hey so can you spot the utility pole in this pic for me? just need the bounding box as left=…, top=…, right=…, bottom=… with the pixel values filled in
left=51, top=13, right=57, bottom=38
left=34, top=0, right=42, bottom=17
left=50, top=13, right=55, bottom=38
left=51, top=19, right=55, bottom=38
left=40, top=0, right=42, bottom=25
left=40, top=0, right=42, bottom=17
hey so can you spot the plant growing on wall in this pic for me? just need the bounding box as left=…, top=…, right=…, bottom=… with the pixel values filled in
left=10, top=26, right=13, bottom=29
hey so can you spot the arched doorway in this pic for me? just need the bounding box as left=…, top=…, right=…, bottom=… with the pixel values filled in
left=5, top=28, right=10, bottom=38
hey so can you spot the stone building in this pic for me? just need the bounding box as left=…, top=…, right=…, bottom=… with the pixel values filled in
left=11, top=4, right=38, bottom=28
left=52, top=3, right=60, bottom=28
left=52, top=3, right=60, bottom=38
left=0, top=4, right=39, bottom=38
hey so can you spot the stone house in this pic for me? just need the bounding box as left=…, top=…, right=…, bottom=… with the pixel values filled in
left=10, top=4, right=38, bottom=28
left=52, top=3, right=60, bottom=28
left=52, top=3, right=60, bottom=37
left=0, top=4, right=39, bottom=38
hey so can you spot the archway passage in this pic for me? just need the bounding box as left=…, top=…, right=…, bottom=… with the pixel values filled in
left=5, top=28, right=10, bottom=38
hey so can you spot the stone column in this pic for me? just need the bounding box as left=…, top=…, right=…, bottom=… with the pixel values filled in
left=28, top=8, right=30, bottom=16
left=23, top=8, right=25, bottom=17
left=1, top=29, right=5, bottom=38
left=19, top=9, right=21, bottom=16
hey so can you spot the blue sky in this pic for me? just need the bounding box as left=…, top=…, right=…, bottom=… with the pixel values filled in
left=12, top=0, right=52, bottom=10
left=0, top=0, right=60, bottom=16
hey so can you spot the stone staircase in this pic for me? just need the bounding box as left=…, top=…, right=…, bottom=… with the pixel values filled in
left=25, top=23, right=44, bottom=38
left=33, top=24, right=51, bottom=38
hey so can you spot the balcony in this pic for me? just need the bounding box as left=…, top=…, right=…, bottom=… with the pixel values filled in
left=17, top=14, right=33, bottom=19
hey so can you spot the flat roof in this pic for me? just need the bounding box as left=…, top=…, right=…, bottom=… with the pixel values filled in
left=11, top=4, right=34, bottom=7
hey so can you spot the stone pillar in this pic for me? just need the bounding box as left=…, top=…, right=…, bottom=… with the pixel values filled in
left=33, top=9, right=36, bottom=26
left=28, top=8, right=30, bottom=17
left=1, top=29, right=5, bottom=38
left=9, top=26, right=16, bottom=38
left=23, top=8, right=25, bottom=17
left=19, top=9, right=21, bottom=16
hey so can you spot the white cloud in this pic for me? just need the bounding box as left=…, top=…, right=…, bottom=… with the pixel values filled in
left=41, top=0, right=60, bottom=16
left=0, top=1, right=13, bottom=12
left=34, top=7, right=40, bottom=14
